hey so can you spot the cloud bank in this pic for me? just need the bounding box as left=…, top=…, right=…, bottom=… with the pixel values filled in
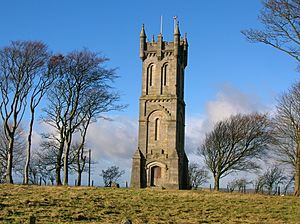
left=82, top=83, right=267, bottom=185
left=33, top=83, right=268, bottom=186
left=185, top=83, right=267, bottom=161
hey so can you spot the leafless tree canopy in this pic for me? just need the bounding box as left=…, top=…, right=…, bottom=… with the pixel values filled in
left=0, top=41, right=49, bottom=183
left=23, top=47, right=60, bottom=185
left=228, top=178, right=250, bottom=192
left=188, top=162, right=209, bottom=189
left=199, top=113, right=273, bottom=191
left=253, top=165, right=287, bottom=195
left=272, top=82, right=300, bottom=196
left=0, top=126, right=25, bottom=183
left=263, top=165, right=287, bottom=194
left=242, top=0, right=300, bottom=69
left=41, top=49, right=123, bottom=185
left=101, top=165, right=125, bottom=187
left=0, top=41, right=124, bottom=185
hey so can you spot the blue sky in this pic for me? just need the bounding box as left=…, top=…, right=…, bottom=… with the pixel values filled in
left=0, top=0, right=299, bottom=186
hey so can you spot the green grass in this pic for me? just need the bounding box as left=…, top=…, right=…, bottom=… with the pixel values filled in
left=0, top=184, right=299, bottom=223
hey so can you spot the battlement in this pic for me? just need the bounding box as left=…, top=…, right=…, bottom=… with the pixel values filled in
left=139, top=23, right=188, bottom=66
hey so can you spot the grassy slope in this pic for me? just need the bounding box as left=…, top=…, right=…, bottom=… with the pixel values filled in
left=0, top=184, right=299, bottom=224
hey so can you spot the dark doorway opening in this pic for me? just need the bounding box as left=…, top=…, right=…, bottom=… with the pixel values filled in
left=150, top=166, right=161, bottom=186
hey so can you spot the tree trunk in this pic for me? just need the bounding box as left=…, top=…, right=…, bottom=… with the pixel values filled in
left=63, top=147, right=69, bottom=185
left=24, top=109, right=35, bottom=184
left=294, top=142, right=300, bottom=196
left=77, top=171, right=82, bottom=186
left=55, top=161, right=62, bottom=186
left=76, top=147, right=82, bottom=186
left=63, top=133, right=72, bottom=186
left=5, top=136, right=14, bottom=184
left=214, top=174, right=220, bottom=191
left=56, top=141, right=64, bottom=186
left=76, top=121, right=89, bottom=187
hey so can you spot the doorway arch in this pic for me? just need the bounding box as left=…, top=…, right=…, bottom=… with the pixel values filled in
left=150, top=166, right=161, bottom=186
left=147, top=161, right=167, bottom=187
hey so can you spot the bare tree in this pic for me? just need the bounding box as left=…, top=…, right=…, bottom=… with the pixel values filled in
left=71, top=142, right=89, bottom=186
left=263, top=165, right=287, bottom=194
left=101, top=165, right=125, bottom=187
left=28, top=153, right=56, bottom=185
left=0, top=41, right=49, bottom=183
left=228, top=178, right=249, bottom=192
left=23, top=50, right=61, bottom=185
left=42, top=49, right=123, bottom=185
left=41, top=93, right=66, bottom=185
left=74, top=92, right=123, bottom=186
left=253, top=175, right=267, bottom=194
left=242, top=0, right=300, bottom=69
left=188, top=162, right=209, bottom=189
left=272, top=82, right=300, bottom=196
left=36, top=136, right=75, bottom=185
left=199, top=113, right=273, bottom=191
left=252, top=165, right=287, bottom=194
left=0, top=126, right=26, bottom=183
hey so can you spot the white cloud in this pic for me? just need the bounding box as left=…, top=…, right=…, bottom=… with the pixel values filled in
left=206, top=83, right=267, bottom=123
left=31, top=83, right=268, bottom=186
left=85, top=116, right=138, bottom=185
left=86, top=116, right=138, bottom=162
left=185, top=83, right=267, bottom=165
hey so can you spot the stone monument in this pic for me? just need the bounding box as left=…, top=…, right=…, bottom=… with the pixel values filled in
left=131, top=20, right=189, bottom=189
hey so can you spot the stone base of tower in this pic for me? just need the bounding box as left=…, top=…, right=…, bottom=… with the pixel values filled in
left=130, top=149, right=146, bottom=188
left=130, top=150, right=189, bottom=190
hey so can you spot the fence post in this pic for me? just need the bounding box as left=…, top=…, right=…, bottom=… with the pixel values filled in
left=88, top=149, right=91, bottom=186
left=29, top=216, right=36, bottom=224
left=209, top=184, right=212, bottom=191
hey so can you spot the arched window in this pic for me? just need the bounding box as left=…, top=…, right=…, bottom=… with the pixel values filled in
left=148, top=64, right=153, bottom=86
left=155, top=118, right=160, bottom=141
left=163, top=64, right=168, bottom=86
left=146, top=64, right=153, bottom=95
left=160, top=63, right=168, bottom=94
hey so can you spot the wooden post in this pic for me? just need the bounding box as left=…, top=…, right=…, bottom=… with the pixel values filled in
left=92, top=180, right=94, bottom=187
left=29, top=216, right=36, bottom=224
left=88, top=149, right=91, bottom=187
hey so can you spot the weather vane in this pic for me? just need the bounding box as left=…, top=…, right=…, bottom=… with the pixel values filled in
left=160, top=16, right=163, bottom=34
left=173, top=16, right=178, bottom=30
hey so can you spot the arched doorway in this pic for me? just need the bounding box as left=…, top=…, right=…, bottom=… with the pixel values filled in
left=150, top=166, right=161, bottom=186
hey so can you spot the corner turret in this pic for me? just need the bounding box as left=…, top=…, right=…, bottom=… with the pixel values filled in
left=183, top=33, right=188, bottom=67
left=140, top=24, right=146, bottom=60
left=174, top=21, right=180, bottom=56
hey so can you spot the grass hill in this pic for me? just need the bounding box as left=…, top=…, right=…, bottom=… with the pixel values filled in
left=0, top=184, right=299, bottom=223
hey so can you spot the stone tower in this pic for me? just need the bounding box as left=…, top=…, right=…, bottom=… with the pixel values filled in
left=131, top=21, right=189, bottom=189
